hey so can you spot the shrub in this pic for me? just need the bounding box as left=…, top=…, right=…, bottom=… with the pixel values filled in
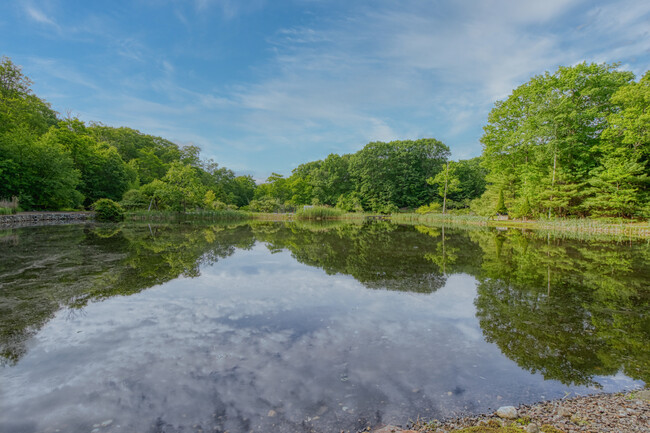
left=416, top=202, right=442, bottom=214
left=247, top=197, right=284, bottom=213
left=93, top=198, right=125, bottom=221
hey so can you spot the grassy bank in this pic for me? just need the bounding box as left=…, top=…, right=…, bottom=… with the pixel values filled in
left=125, top=209, right=249, bottom=221
left=391, top=213, right=650, bottom=239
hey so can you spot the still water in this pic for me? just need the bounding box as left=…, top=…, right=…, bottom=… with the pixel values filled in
left=1, top=221, right=648, bottom=433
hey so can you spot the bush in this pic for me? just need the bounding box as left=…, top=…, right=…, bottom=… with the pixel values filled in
left=93, top=198, right=125, bottom=221
left=247, top=197, right=284, bottom=213
left=415, top=202, right=442, bottom=214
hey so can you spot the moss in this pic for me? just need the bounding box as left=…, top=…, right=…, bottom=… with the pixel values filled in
left=540, top=426, right=566, bottom=433
left=515, top=416, right=531, bottom=425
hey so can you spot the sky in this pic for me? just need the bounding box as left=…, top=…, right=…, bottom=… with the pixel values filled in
left=1, top=0, right=649, bottom=180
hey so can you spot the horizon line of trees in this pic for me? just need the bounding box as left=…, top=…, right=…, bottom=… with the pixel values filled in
left=1, top=55, right=648, bottom=218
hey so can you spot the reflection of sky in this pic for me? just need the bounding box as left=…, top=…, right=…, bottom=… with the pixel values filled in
left=0, top=244, right=640, bottom=433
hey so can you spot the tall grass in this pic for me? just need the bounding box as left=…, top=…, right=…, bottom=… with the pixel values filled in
left=126, top=209, right=249, bottom=221
left=391, top=212, right=650, bottom=239
left=0, top=197, right=19, bottom=215
left=295, top=205, right=345, bottom=220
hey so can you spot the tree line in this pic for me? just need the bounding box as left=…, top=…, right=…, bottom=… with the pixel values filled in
left=1, top=55, right=648, bottom=218
left=0, top=56, right=256, bottom=212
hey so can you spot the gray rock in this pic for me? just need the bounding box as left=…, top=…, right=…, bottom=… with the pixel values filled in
left=526, top=423, right=540, bottom=433
left=496, top=406, right=518, bottom=419
left=635, top=390, right=650, bottom=401
left=100, top=420, right=113, bottom=427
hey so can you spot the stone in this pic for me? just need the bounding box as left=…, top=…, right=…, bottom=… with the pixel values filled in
left=525, top=423, right=540, bottom=433
left=496, top=406, right=518, bottom=419
left=267, top=410, right=276, bottom=417
left=635, top=390, right=650, bottom=401
left=100, top=420, right=113, bottom=427
left=557, top=407, right=572, bottom=417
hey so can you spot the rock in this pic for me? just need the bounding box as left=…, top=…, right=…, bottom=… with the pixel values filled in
left=100, top=420, right=113, bottom=427
left=496, top=406, right=518, bottom=419
left=525, top=423, right=540, bottom=433
left=557, top=407, right=572, bottom=417
left=267, top=410, right=276, bottom=417
left=635, top=390, right=650, bottom=401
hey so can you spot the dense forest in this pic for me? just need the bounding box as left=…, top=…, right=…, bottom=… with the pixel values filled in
left=1, top=56, right=648, bottom=218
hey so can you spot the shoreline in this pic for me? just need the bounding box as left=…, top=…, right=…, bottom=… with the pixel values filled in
left=372, top=390, right=650, bottom=433
left=3, top=210, right=649, bottom=240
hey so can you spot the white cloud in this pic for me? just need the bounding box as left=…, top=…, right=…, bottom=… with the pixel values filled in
left=24, top=5, right=59, bottom=28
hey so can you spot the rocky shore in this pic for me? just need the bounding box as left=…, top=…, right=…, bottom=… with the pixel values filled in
left=0, top=211, right=94, bottom=227
left=371, top=390, right=649, bottom=433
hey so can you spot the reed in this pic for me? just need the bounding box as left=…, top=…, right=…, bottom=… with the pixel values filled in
left=125, top=209, right=249, bottom=221
left=295, top=205, right=345, bottom=220
left=0, top=196, right=19, bottom=214
left=391, top=213, right=650, bottom=239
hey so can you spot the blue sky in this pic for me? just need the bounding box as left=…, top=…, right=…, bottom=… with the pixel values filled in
left=1, top=0, right=649, bottom=180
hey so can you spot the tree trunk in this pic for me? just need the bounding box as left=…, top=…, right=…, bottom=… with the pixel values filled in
left=548, top=148, right=557, bottom=219
left=442, top=162, right=449, bottom=215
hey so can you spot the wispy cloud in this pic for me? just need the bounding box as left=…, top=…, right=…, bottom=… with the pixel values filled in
left=24, top=4, right=59, bottom=29
left=8, top=0, right=650, bottom=178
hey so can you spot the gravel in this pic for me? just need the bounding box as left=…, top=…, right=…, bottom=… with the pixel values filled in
left=405, top=391, right=650, bottom=433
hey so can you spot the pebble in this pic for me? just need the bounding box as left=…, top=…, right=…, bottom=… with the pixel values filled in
left=267, top=409, right=276, bottom=417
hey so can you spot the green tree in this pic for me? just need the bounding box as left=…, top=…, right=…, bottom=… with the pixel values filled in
left=426, top=161, right=460, bottom=214
left=495, top=189, right=508, bottom=215
left=480, top=62, right=634, bottom=217
left=157, top=162, right=204, bottom=211
left=349, top=138, right=449, bottom=211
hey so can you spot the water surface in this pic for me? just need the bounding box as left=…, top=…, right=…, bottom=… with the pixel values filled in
left=1, top=222, right=648, bottom=433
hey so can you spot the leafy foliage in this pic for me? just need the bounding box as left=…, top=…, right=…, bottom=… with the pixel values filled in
left=92, top=198, right=125, bottom=221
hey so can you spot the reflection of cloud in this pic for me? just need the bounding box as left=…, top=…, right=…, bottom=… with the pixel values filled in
left=1, top=246, right=604, bottom=433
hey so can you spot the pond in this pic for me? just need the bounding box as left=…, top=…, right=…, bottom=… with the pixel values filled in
left=0, top=221, right=648, bottom=433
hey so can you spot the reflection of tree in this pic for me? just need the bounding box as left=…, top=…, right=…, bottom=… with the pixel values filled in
left=252, top=221, right=450, bottom=293
left=472, top=229, right=650, bottom=386
left=0, top=223, right=254, bottom=365
left=1, top=221, right=648, bottom=389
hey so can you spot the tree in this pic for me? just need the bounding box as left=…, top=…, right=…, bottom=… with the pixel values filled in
left=349, top=138, right=449, bottom=211
left=157, top=162, right=204, bottom=211
left=583, top=155, right=648, bottom=217
left=427, top=161, right=460, bottom=214
left=480, top=62, right=635, bottom=217
left=495, top=189, right=508, bottom=215
left=42, top=119, right=133, bottom=205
